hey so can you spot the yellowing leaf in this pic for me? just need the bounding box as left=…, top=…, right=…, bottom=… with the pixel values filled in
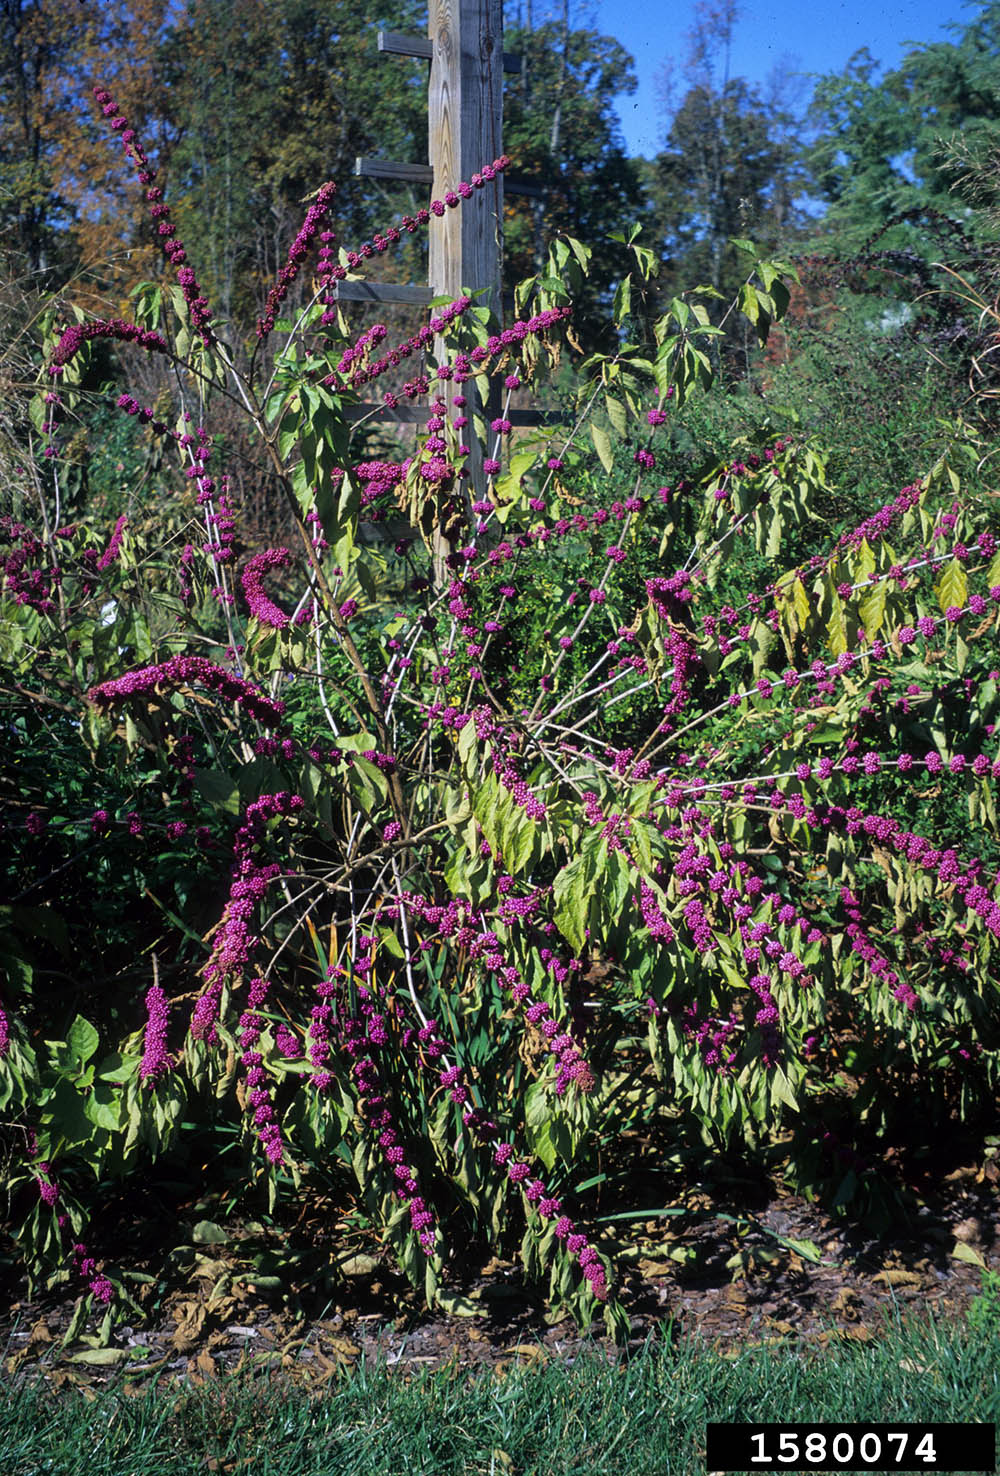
left=68, top=1347, right=130, bottom=1365
left=827, top=596, right=848, bottom=657
left=744, top=282, right=762, bottom=318
left=591, top=423, right=614, bottom=473
left=951, top=1240, right=986, bottom=1268
left=769, top=1066, right=799, bottom=1114
left=605, top=393, right=628, bottom=437
left=509, top=450, right=536, bottom=480
left=936, top=558, right=968, bottom=614
left=852, top=537, right=876, bottom=584
left=433, top=1290, right=482, bottom=1317
left=858, top=579, right=887, bottom=639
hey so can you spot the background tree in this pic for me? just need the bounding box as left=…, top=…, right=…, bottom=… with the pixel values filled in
left=1, top=0, right=170, bottom=286
left=794, top=3, right=1000, bottom=479
left=157, top=0, right=428, bottom=330
left=648, top=0, right=806, bottom=365
left=503, top=8, right=649, bottom=352
left=0, top=0, right=76, bottom=274
left=806, top=2, right=1000, bottom=250
left=1, top=0, right=430, bottom=314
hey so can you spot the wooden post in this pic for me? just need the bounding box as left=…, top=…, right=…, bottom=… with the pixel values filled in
left=427, top=0, right=504, bottom=318
left=428, top=0, right=504, bottom=538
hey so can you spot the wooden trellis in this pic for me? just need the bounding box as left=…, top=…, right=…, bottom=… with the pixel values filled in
left=339, top=0, right=545, bottom=500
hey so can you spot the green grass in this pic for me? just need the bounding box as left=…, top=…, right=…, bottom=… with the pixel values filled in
left=2, top=1303, right=998, bottom=1476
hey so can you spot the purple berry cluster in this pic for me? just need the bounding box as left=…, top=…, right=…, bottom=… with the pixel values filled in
left=139, top=984, right=172, bottom=1083
left=49, top=319, right=169, bottom=376
left=241, top=547, right=293, bottom=629
left=1, top=515, right=61, bottom=613
left=258, top=181, right=338, bottom=339
left=89, top=654, right=285, bottom=726
left=92, top=85, right=213, bottom=337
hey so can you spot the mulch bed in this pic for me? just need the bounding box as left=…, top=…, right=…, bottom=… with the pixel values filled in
left=3, top=1136, right=997, bottom=1393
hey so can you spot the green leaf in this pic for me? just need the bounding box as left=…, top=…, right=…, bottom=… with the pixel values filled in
left=630, top=820, right=654, bottom=876
left=457, top=719, right=477, bottom=768
left=770, top=278, right=790, bottom=319
left=4, top=903, right=69, bottom=953
left=781, top=1237, right=826, bottom=1264
left=509, top=450, right=537, bottom=481
left=444, top=784, right=472, bottom=826
left=503, top=810, right=536, bottom=874
left=352, top=757, right=389, bottom=802
left=356, top=562, right=377, bottom=602
left=83, top=1082, right=122, bottom=1132
left=525, top=1115, right=558, bottom=1171
left=192, top=1220, right=229, bottom=1245
left=595, top=1206, right=687, bottom=1223
left=443, top=848, right=470, bottom=898
left=566, top=236, right=592, bottom=273
left=417, top=1255, right=436, bottom=1300
left=194, top=768, right=240, bottom=815
left=765, top=508, right=783, bottom=560
left=335, top=730, right=378, bottom=753
left=832, top=1169, right=858, bottom=1210
left=42, top=1077, right=94, bottom=1148
left=603, top=850, right=633, bottom=916
left=168, top=283, right=188, bottom=324
left=66, top=1016, right=100, bottom=1072
left=474, top=775, right=515, bottom=859
left=552, top=854, right=592, bottom=954
left=332, top=529, right=356, bottom=573
left=739, top=282, right=772, bottom=345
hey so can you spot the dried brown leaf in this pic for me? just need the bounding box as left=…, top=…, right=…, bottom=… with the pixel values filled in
left=169, top=1299, right=207, bottom=1352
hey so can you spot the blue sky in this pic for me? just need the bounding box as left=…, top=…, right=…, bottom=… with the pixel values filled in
left=578, top=0, right=975, bottom=156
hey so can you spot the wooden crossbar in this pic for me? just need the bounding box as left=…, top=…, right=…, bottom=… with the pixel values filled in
left=331, top=281, right=436, bottom=306
left=355, top=156, right=544, bottom=198
left=377, top=28, right=522, bottom=72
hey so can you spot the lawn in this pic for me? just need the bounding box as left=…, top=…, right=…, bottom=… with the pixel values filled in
left=2, top=1297, right=998, bottom=1475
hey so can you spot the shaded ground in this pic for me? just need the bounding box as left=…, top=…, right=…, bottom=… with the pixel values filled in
left=3, top=1131, right=998, bottom=1393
